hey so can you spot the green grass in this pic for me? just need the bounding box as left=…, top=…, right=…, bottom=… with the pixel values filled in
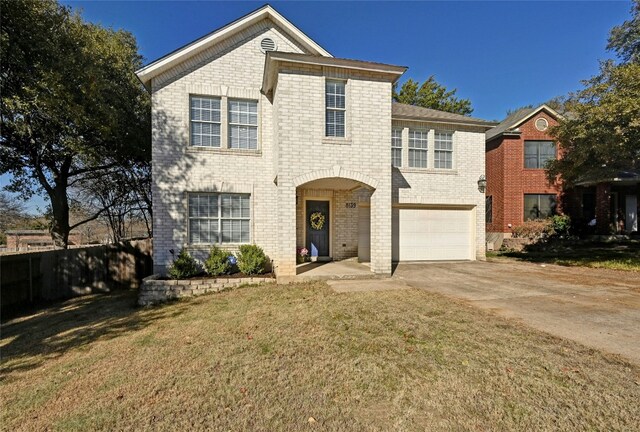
left=493, top=242, right=640, bottom=271
left=1, top=285, right=639, bottom=431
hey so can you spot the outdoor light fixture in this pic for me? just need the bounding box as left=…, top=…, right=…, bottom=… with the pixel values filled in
left=477, top=175, right=487, bottom=193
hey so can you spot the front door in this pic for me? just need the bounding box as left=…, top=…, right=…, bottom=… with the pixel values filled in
left=306, top=200, right=330, bottom=258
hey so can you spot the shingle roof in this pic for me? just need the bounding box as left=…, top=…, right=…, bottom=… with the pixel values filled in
left=392, top=103, right=496, bottom=128
left=484, top=108, right=535, bottom=141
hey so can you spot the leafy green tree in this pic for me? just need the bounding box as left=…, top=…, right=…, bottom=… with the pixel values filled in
left=607, top=0, right=640, bottom=64
left=547, top=2, right=640, bottom=185
left=0, top=0, right=150, bottom=247
left=393, top=76, right=473, bottom=115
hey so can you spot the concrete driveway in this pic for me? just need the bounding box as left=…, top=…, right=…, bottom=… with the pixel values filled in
left=393, top=260, right=640, bottom=364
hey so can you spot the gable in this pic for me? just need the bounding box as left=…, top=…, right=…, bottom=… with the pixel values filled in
left=137, top=5, right=331, bottom=88
left=151, top=19, right=310, bottom=91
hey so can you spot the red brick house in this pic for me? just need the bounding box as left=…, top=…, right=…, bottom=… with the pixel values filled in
left=485, top=105, right=563, bottom=248
left=485, top=104, right=639, bottom=247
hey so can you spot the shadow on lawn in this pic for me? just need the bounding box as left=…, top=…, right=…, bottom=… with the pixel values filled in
left=0, top=290, right=188, bottom=375
left=500, top=241, right=640, bottom=269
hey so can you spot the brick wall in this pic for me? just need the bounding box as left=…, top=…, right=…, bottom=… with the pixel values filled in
left=486, top=111, right=562, bottom=237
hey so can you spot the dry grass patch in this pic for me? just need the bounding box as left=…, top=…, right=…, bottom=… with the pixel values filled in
left=1, top=283, right=639, bottom=431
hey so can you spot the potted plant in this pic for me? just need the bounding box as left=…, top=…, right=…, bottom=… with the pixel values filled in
left=296, top=247, right=309, bottom=264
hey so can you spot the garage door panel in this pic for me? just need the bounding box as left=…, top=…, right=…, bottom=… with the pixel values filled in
left=393, top=207, right=472, bottom=261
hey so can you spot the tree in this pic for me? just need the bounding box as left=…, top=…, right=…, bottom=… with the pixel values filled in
left=607, top=0, right=640, bottom=64
left=393, top=76, right=474, bottom=115
left=0, top=192, right=27, bottom=244
left=547, top=1, right=640, bottom=185
left=0, top=0, right=150, bottom=248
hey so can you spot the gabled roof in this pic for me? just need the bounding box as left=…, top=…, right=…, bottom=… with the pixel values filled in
left=136, top=4, right=332, bottom=86
left=485, top=104, right=563, bottom=141
left=392, top=103, right=496, bottom=129
left=262, top=52, right=407, bottom=95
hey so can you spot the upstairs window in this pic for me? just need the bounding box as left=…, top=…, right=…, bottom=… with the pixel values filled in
left=391, top=129, right=402, bottom=167
left=434, top=131, right=453, bottom=169
left=408, top=130, right=428, bottom=168
left=524, top=140, right=556, bottom=169
left=190, top=96, right=221, bottom=147
left=229, top=100, right=258, bottom=149
left=325, top=80, right=345, bottom=137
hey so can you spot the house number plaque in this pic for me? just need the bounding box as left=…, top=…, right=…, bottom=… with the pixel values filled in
left=345, top=202, right=356, bottom=208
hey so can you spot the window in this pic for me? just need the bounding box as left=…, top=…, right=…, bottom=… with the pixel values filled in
left=190, top=96, right=221, bottom=147
left=229, top=100, right=258, bottom=149
left=391, top=129, right=402, bottom=167
left=524, top=194, right=556, bottom=220
left=189, top=193, right=250, bottom=244
left=408, top=130, right=428, bottom=168
left=434, top=131, right=453, bottom=169
left=524, top=140, right=556, bottom=169
left=325, top=80, right=345, bottom=137
left=486, top=196, right=493, bottom=224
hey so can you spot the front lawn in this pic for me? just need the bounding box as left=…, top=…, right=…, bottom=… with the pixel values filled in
left=1, top=284, right=638, bottom=431
left=490, top=241, right=640, bottom=271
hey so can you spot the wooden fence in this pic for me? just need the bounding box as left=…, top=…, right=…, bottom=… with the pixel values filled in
left=1, top=239, right=152, bottom=314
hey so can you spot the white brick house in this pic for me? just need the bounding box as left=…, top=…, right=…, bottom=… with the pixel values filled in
left=136, top=5, right=494, bottom=277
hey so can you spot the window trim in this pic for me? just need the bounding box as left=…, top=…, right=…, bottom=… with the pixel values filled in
left=325, top=79, right=346, bottom=139
left=434, top=130, right=454, bottom=170
left=187, top=192, right=252, bottom=245
left=391, top=128, right=403, bottom=168
left=523, top=193, right=557, bottom=221
left=524, top=140, right=556, bottom=169
left=228, top=98, right=259, bottom=150
left=408, top=129, right=429, bottom=168
left=189, top=95, right=222, bottom=148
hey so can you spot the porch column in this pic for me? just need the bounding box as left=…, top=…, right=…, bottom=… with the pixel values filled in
left=370, top=185, right=392, bottom=275
left=595, top=183, right=611, bottom=234
left=276, top=179, right=297, bottom=277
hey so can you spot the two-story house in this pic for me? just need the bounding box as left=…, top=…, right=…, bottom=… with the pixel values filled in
left=136, top=5, right=494, bottom=277
left=485, top=105, right=563, bottom=248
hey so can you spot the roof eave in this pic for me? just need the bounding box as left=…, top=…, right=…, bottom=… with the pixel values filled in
left=135, top=4, right=332, bottom=86
left=393, top=115, right=497, bottom=129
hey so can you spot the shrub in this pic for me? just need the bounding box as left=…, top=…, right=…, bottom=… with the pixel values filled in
left=551, top=214, right=571, bottom=238
left=512, top=219, right=554, bottom=241
left=236, top=244, right=267, bottom=275
left=168, top=248, right=200, bottom=279
left=204, top=246, right=231, bottom=276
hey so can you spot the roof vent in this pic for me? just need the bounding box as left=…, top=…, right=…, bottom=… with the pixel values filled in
left=535, top=117, right=549, bottom=131
left=260, top=37, right=277, bottom=53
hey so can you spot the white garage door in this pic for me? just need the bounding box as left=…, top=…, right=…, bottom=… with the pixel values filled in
left=393, top=207, right=473, bottom=261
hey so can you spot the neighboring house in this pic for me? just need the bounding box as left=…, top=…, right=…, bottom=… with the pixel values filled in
left=486, top=104, right=639, bottom=244
left=485, top=105, right=563, bottom=248
left=4, top=230, right=82, bottom=251
left=136, top=5, right=494, bottom=277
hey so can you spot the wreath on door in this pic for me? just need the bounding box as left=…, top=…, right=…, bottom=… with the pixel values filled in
left=309, top=211, right=326, bottom=230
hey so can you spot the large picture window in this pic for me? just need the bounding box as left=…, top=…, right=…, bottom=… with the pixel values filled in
left=325, top=80, right=345, bottom=137
left=434, top=131, right=453, bottom=169
left=392, top=129, right=402, bottom=167
left=524, top=194, right=556, bottom=220
left=408, top=130, right=428, bottom=168
left=228, top=100, right=258, bottom=149
left=189, top=193, right=250, bottom=244
left=190, top=96, right=221, bottom=147
left=524, top=141, right=556, bottom=169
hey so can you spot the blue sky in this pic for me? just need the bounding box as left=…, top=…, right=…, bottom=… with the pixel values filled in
left=4, top=1, right=632, bottom=213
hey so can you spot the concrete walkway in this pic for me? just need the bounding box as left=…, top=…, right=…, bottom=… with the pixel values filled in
left=391, top=260, right=640, bottom=364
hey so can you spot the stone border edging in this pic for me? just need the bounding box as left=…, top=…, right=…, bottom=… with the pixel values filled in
left=139, top=274, right=275, bottom=305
